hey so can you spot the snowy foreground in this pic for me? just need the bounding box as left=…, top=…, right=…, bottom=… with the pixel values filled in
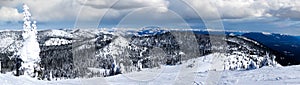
left=1, top=53, right=300, bottom=85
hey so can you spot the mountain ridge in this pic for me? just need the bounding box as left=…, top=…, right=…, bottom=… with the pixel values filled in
left=0, top=29, right=292, bottom=80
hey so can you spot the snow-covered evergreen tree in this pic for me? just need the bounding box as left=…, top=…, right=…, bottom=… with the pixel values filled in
left=17, top=4, right=41, bottom=77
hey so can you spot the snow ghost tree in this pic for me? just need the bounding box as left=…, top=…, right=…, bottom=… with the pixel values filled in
left=18, top=4, right=41, bottom=76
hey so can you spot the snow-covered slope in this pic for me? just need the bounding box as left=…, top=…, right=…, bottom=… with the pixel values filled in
left=0, top=29, right=292, bottom=83
left=0, top=53, right=299, bottom=85
left=0, top=31, right=22, bottom=53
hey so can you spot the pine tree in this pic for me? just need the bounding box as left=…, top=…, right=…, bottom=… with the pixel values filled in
left=15, top=4, right=41, bottom=77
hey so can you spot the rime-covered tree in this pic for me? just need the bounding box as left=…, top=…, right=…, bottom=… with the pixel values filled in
left=16, top=4, right=41, bottom=77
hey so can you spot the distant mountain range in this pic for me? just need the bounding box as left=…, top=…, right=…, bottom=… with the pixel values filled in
left=0, top=28, right=298, bottom=80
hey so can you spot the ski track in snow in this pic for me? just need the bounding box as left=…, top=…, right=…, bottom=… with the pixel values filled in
left=1, top=53, right=300, bottom=85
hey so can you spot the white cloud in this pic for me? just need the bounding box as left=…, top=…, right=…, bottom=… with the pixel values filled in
left=115, top=6, right=188, bottom=28
left=1, top=0, right=300, bottom=22
left=0, top=7, right=22, bottom=21
left=0, top=0, right=169, bottom=22
left=184, top=0, right=300, bottom=19
left=78, top=0, right=169, bottom=10
left=75, top=0, right=169, bottom=22
left=23, top=0, right=79, bottom=21
left=0, top=0, right=79, bottom=21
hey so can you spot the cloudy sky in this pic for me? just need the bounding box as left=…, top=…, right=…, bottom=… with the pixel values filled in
left=0, top=0, right=300, bottom=35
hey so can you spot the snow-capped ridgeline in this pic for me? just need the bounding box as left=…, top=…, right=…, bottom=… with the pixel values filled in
left=44, top=38, right=73, bottom=46
left=136, top=26, right=167, bottom=36
left=41, top=30, right=74, bottom=39
left=17, top=4, right=40, bottom=76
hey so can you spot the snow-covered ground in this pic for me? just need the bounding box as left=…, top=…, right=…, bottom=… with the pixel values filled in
left=1, top=53, right=300, bottom=85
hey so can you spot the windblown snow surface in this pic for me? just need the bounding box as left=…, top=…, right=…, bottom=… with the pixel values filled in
left=1, top=53, right=300, bottom=85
